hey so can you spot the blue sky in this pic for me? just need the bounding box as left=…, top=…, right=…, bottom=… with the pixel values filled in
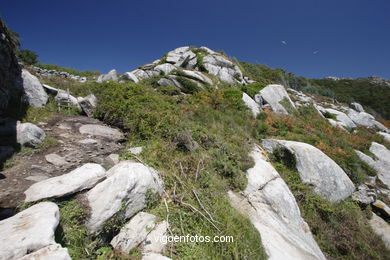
left=2, top=0, right=389, bottom=78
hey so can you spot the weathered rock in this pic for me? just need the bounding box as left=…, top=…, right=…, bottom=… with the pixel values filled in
left=242, top=93, right=261, bottom=117
left=85, top=161, right=164, bottom=232
left=262, top=139, right=355, bottom=202
left=369, top=213, right=390, bottom=250
left=17, top=122, right=46, bottom=147
left=350, top=102, right=364, bottom=112
left=166, top=46, right=196, bottom=69
left=42, top=84, right=59, bottom=95
left=174, top=131, right=199, bottom=151
left=255, top=85, right=296, bottom=115
left=351, top=184, right=376, bottom=205
left=0, top=202, right=59, bottom=260
left=21, top=69, right=48, bottom=107
left=96, top=69, right=118, bottom=83
left=157, top=76, right=183, bottom=89
left=111, top=212, right=157, bottom=253
left=123, top=71, right=140, bottom=83
left=347, top=109, right=387, bottom=131
left=24, top=163, right=106, bottom=202
left=178, top=70, right=213, bottom=85
left=129, top=146, right=143, bottom=155
left=228, top=146, right=326, bottom=260
left=45, top=153, right=68, bottom=166
left=142, top=221, right=169, bottom=254
left=78, top=94, right=97, bottom=117
left=154, top=63, right=176, bottom=75
left=79, top=124, right=124, bottom=141
left=372, top=200, right=390, bottom=220
left=19, top=244, right=71, bottom=260
left=0, top=21, right=22, bottom=115
left=378, top=132, right=390, bottom=143
left=203, top=54, right=243, bottom=83
left=323, top=108, right=356, bottom=129
left=105, top=153, right=120, bottom=167
left=54, top=90, right=80, bottom=108
left=356, top=142, right=390, bottom=189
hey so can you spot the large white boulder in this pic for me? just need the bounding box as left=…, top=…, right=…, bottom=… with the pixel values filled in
left=262, top=139, right=355, bottom=202
left=179, top=70, right=213, bottom=85
left=85, top=161, right=164, bottom=232
left=79, top=124, right=124, bottom=141
left=347, top=109, right=387, bottom=132
left=24, top=163, right=106, bottom=202
left=19, top=244, right=71, bottom=260
left=21, top=69, right=48, bottom=108
left=369, top=213, right=390, bottom=250
left=242, top=93, right=261, bottom=118
left=0, top=202, right=60, bottom=260
left=228, top=146, right=325, bottom=260
left=255, top=84, right=296, bottom=115
left=17, top=122, right=46, bottom=148
left=378, top=132, right=390, bottom=143
left=356, top=142, right=390, bottom=189
left=110, top=212, right=157, bottom=253
left=322, top=108, right=356, bottom=129
left=165, top=46, right=197, bottom=69
left=154, top=63, right=176, bottom=75
left=123, top=71, right=140, bottom=83
left=96, top=69, right=118, bottom=83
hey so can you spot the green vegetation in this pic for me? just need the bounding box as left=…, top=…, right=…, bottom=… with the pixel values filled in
left=94, top=81, right=267, bottom=259
left=273, top=162, right=389, bottom=259
left=16, top=49, right=38, bottom=65
left=240, top=82, right=266, bottom=98
left=312, top=78, right=390, bottom=120
left=259, top=106, right=380, bottom=184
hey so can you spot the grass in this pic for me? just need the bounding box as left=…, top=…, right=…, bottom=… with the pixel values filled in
left=272, top=162, right=390, bottom=260
left=93, top=81, right=267, bottom=259
left=259, top=106, right=381, bottom=184
left=35, top=63, right=100, bottom=78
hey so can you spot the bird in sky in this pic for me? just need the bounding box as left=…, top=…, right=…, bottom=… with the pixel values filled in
left=281, top=40, right=287, bottom=45
left=313, top=50, right=319, bottom=54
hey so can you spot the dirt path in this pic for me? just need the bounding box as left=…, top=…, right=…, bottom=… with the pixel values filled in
left=0, top=114, right=124, bottom=214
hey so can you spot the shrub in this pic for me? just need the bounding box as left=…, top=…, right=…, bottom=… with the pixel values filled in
left=240, top=82, right=266, bottom=98
left=17, top=49, right=38, bottom=65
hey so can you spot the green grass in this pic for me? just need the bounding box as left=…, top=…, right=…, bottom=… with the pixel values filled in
left=36, top=63, right=100, bottom=78
left=93, top=81, right=267, bottom=259
left=272, top=162, right=390, bottom=260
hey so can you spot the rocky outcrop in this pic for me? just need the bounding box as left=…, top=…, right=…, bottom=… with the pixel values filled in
left=322, top=108, right=357, bottom=129
left=202, top=54, right=244, bottom=83
left=85, top=161, right=164, bottom=232
left=262, top=139, right=355, bottom=202
left=356, top=142, right=390, bottom=189
left=17, top=121, right=46, bottom=147
left=0, top=202, right=60, bottom=260
left=255, top=85, right=296, bottom=115
left=21, top=69, right=48, bottom=108
left=352, top=184, right=377, bottom=205
left=24, top=163, right=106, bottom=202
left=350, top=102, right=364, bottom=112
left=96, top=69, right=118, bottom=83
left=347, top=109, right=388, bottom=132
left=0, top=19, right=22, bottom=116
left=228, top=145, right=325, bottom=260
left=79, top=124, right=124, bottom=141
left=242, top=93, right=261, bottom=117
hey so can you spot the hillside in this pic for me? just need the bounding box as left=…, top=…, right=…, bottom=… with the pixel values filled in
left=1, top=20, right=390, bottom=260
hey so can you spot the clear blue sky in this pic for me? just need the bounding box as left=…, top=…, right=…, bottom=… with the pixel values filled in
left=2, top=0, right=389, bottom=79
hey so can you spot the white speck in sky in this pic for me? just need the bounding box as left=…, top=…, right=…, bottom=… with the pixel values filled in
left=313, top=50, right=319, bottom=54
left=281, top=40, right=287, bottom=45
